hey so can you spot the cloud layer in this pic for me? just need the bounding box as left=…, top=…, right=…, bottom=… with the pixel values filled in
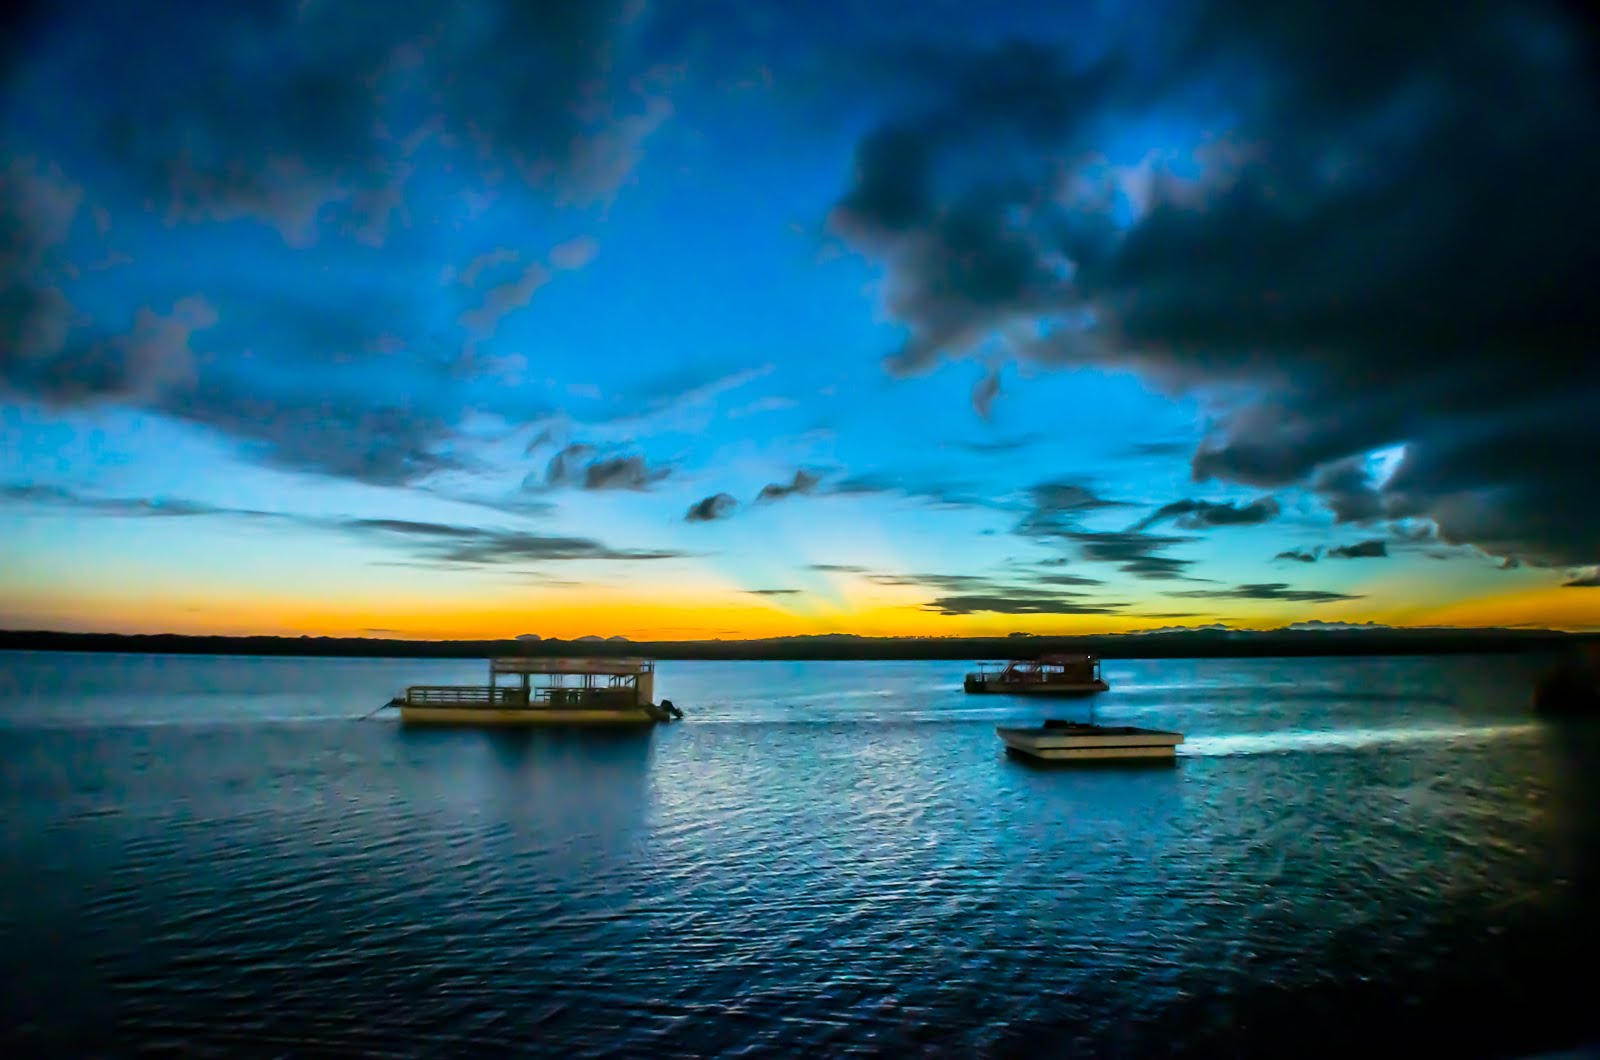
left=829, top=1, right=1600, bottom=567
left=0, top=484, right=683, bottom=568
left=1133, top=497, right=1280, bottom=531
left=1, top=0, right=674, bottom=487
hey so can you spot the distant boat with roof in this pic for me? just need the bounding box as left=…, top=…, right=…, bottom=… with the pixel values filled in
left=964, top=653, right=1110, bottom=695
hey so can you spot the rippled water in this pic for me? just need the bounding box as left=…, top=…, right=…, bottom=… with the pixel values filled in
left=2, top=651, right=1598, bottom=1057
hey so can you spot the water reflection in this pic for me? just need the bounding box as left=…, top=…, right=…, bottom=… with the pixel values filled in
left=4, top=653, right=1597, bottom=1056
left=1002, top=748, right=1180, bottom=771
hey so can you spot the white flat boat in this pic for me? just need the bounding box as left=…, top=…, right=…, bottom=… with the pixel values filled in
left=997, top=720, right=1184, bottom=761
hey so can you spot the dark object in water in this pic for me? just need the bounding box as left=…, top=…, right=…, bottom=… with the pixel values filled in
left=1534, top=647, right=1600, bottom=717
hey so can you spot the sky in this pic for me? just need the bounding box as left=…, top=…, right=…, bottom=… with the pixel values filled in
left=2, top=0, right=1598, bottom=640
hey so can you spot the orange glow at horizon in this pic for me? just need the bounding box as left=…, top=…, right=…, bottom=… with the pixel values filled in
left=1371, top=583, right=1599, bottom=632
left=3, top=576, right=1592, bottom=640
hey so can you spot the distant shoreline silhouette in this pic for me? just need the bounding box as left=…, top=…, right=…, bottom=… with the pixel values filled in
left=1, top=628, right=1591, bottom=661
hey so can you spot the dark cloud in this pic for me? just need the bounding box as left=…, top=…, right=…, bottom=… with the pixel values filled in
left=341, top=517, right=684, bottom=567
left=582, top=456, right=672, bottom=491
left=865, top=571, right=998, bottom=593
left=0, top=156, right=217, bottom=407
left=926, top=593, right=1124, bottom=617
left=1169, top=583, right=1361, bottom=604
left=170, top=382, right=464, bottom=487
left=1013, top=479, right=1134, bottom=542
left=540, top=444, right=671, bottom=492
left=1030, top=480, right=1131, bottom=514
left=72, top=278, right=499, bottom=487
left=685, top=493, right=738, bottom=522
left=345, top=518, right=481, bottom=539
left=0, top=483, right=681, bottom=567
left=10, top=1, right=667, bottom=241
left=745, top=588, right=803, bottom=596
left=1275, top=538, right=1392, bottom=562
left=1007, top=478, right=1201, bottom=580
left=1067, top=531, right=1197, bottom=581
left=828, top=42, right=1127, bottom=376
left=2, top=2, right=677, bottom=487
left=1327, top=539, right=1388, bottom=560
left=831, top=1, right=1600, bottom=567
left=543, top=444, right=595, bottom=485
left=1564, top=568, right=1600, bottom=588
left=0, top=157, right=90, bottom=401
left=1274, top=548, right=1320, bottom=564
left=809, top=563, right=868, bottom=573
left=1133, top=496, right=1280, bottom=531
left=831, top=473, right=985, bottom=509
left=1032, top=572, right=1106, bottom=588
left=1, top=251, right=462, bottom=491
left=0, top=483, right=272, bottom=519
left=1307, top=458, right=1385, bottom=525
left=758, top=469, right=821, bottom=501
left=808, top=565, right=1118, bottom=616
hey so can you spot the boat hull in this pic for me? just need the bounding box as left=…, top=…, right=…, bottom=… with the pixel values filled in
left=398, top=705, right=663, bottom=726
left=997, top=724, right=1183, bottom=761
left=965, top=679, right=1109, bottom=695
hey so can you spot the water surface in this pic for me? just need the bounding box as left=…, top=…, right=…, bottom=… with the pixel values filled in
left=2, top=652, right=1596, bottom=1056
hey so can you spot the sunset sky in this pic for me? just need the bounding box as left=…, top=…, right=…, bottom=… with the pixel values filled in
left=2, top=0, right=1597, bottom=639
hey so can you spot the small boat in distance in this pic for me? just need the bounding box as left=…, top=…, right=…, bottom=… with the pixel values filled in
left=386, top=657, right=683, bottom=726
left=964, top=654, right=1109, bottom=695
left=997, top=720, right=1184, bottom=762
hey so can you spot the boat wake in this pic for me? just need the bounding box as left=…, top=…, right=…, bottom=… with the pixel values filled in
left=1183, top=723, right=1539, bottom=757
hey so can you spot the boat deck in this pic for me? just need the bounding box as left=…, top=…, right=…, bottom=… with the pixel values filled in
left=997, top=722, right=1184, bottom=761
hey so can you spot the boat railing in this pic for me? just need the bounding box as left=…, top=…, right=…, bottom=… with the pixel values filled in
left=402, top=685, right=645, bottom=709
left=404, top=685, right=529, bottom=707
left=966, top=665, right=1099, bottom=683
left=529, top=686, right=638, bottom=706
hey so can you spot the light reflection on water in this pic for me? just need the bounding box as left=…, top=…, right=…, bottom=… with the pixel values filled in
left=1, top=651, right=1597, bottom=1056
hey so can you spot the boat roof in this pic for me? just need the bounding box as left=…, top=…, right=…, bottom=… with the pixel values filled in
left=490, top=657, right=654, bottom=675
left=982, top=654, right=1097, bottom=666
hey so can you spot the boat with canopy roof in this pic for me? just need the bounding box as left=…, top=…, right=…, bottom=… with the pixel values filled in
left=384, top=657, right=682, bottom=726
left=964, top=654, right=1110, bottom=695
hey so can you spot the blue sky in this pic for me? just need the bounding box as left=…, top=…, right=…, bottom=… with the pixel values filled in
left=1, top=0, right=1596, bottom=638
